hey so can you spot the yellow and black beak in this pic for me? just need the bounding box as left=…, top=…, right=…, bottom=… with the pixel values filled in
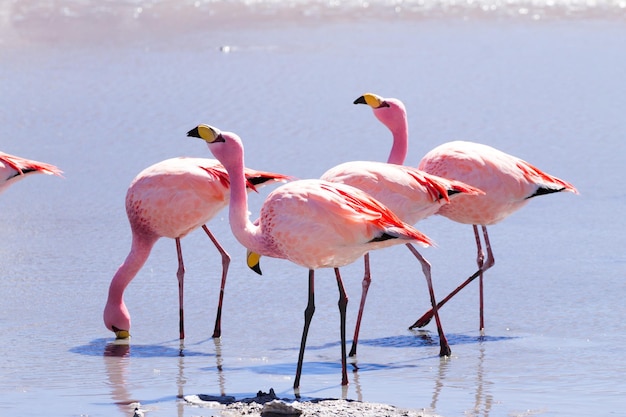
left=187, top=124, right=225, bottom=143
left=247, top=250, right=263, bottom=275
left=112, top=326, right=131, bottom=340
left=353, top=93, right=389, bottom=108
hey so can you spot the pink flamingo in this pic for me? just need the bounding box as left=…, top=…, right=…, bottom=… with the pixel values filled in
left=103, top=157, right=290, bottom=340
left=355, top=93, right=578, bottom=333
left=321, top=94, right=484, bottom=357
left=187, top=124, right=434, bottom=389
left=1, top=151, right=63, bottom=195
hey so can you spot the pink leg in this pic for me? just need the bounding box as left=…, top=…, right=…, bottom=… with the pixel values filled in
left=334, top=268, right=349, bottom=386
left=349, top=253, right=371, bottom=357
left=202, top=225, right=230, bottom=338
left=294, top=270, right=316, bottom=390
left=406, top=244, right=451, bottom=356
left=175, top=238, right=185, bottom=340
left=409, top=225, right=495, bottom=330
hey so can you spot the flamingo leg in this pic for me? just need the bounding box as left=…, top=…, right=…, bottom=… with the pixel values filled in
left=409, top=225, right=495, bottom=331
left=201, top=225, right=230, bottom=338
left=294, top=270, right=316, bottom=390
left=334, top=268, right=349, bottom=386
left=406, top=244, right=451, bottom=356
left=349, top=253, right=371, bottom=357
left=478, top=225, right=494, bottom=333
left=175, top=237, right=185, bottom=340
left=474, top=225, right=486, bottom=333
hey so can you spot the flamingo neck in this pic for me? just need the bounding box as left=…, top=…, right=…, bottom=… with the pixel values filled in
left=106, top=234, right=155, bottom=304
left=223, top=150, right=264, bottom=254
left=376, top=107, right=409, bottom=165
left=387, top=123, right=408, bottom=165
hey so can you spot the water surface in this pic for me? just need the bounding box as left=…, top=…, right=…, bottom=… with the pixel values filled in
left=1, top=2, right=625, bottom=416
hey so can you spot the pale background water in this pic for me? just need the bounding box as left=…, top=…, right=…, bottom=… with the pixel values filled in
left=1, top=1, right=625, bottom=416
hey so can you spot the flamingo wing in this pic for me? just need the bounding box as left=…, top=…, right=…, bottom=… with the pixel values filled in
left=0, top=151, right=63, bottom=178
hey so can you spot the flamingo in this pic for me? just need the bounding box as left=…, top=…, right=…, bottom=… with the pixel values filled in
left=187, top=124, right=434, bottom=389
left=1, top=151, right=63, bottom=195
left=103, top=157, right=290, bottom=340
left=321, top=94, right=484, bottom=357
left=354, top=93, right=578, bottom=333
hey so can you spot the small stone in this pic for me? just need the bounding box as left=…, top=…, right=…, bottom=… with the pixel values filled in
left=197, top=394, right=237, bottom=404
left=261, top=400, right=303, bottom=416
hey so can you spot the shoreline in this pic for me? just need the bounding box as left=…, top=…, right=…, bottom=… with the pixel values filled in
left=2, top=1, right=625, bottom=49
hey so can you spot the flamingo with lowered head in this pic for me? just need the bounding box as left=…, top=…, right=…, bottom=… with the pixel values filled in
left=354, top=93, right=578, bottom=333
left=103, top=157, right=290, bottom=340
left=187, top=124, right=435, bottom=389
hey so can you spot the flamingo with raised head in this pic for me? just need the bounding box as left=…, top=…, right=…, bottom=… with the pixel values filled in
left=1, top=151, right=63, bottom=195
left=103, top=157, right=290, bottom=340
left=355, top=93, right=578, bottom=333
left=187, top=124, right=434, bottom=389
left=321, top=94, right=484, bottom=357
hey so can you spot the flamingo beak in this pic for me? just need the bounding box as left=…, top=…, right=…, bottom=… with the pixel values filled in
left=112, top=326, right=131, bottom=340
left=247, top=250, right=263, bottom=275
left=354, top=93, right=387, bottom=108
left=187, top=126, right=201, bottom=138
left=187, top=124, right=225, bottom=143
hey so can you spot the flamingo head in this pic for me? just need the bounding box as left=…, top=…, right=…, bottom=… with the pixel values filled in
left=354, top=93, right=407, bottom=131
left=187, top=124, right=246, bottom=172
left=187, top=124, right=224, bottom=144
left=246, top=249, right=263, bottom=275
left=103, top=300, right=131, bottom=339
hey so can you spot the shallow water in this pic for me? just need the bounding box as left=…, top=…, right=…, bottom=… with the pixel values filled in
left=1, top=3, right=626, bottom=416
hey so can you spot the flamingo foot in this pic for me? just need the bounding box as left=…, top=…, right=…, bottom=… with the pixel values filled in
left=439, top=342, right=452, bottom=357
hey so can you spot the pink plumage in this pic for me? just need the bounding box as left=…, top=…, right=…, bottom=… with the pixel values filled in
left=419, top=140, right=578, bottom=225
left=0, top=151, right=63, bottom=195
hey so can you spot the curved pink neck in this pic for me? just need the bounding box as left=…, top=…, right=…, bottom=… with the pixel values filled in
left=107, top=233, right=156, bottom=305
left=374, top=103, right=409, bottom=165
left=387, top=124, right=408, bottom=165
left=219, top=141, right=263, bottom=254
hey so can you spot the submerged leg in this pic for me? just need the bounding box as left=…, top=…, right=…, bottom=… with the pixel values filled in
left=406, top=244, right=451, bottom=356
left=202, top=225, right=231, bottom=338
left=335, top=268, right=349, bottom=386
left=478, top=225, right=494, bottom=333
left=349, top=253, right=371, bottom=357
left=175, top=238, right=185, bottom=340
left=294, top=270, right=316, bottom=390
left=409, top=225, right=495, bottom=330
left=474, top=225, right=486, bottom=332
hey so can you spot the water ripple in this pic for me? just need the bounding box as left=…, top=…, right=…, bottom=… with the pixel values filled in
left=70, top=338, right=214, bottom=358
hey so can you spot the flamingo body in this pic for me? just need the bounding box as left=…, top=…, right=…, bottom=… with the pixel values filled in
left=104, top=157, right=290, bottom=339
left=419, top=141, right=578, bottom=225
left=255, top=178, right=432, bottom=269
left=126, top=158, right=231, bottom=239
left=0, top=151, right=63, bottom=195
left=322, top=160, right=482, bottom=225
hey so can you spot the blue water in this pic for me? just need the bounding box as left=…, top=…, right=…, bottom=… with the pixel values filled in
left=1, top=1, right=626, bottom=416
